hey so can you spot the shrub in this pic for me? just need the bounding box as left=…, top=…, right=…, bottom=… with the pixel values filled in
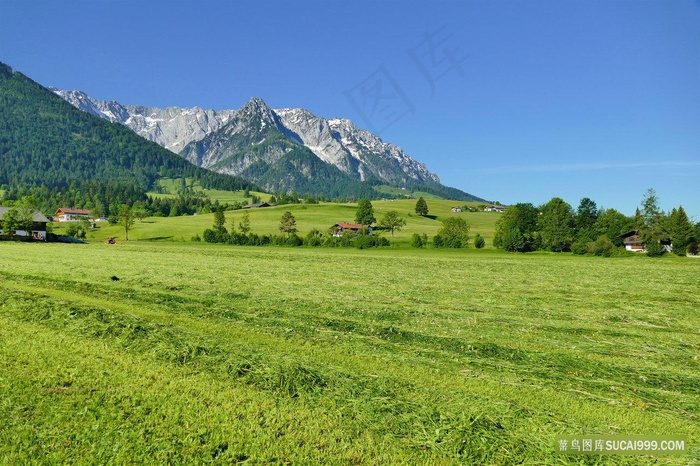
left=589, top=235, right=614, bottom=257
left=474, top=233, right=485, bottom=249
left=191, top=234, right=201, bottom=242
left=570, top=239, right=590, bottom=255
left=687, top=242, right=698, bottom=256
left=411, top=233, right=426, bottom=248
left=645, top=241, right=665, bottom=257
left=202, top=229, right=218, bottom=243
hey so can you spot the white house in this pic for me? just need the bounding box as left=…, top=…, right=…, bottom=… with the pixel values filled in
left=0, top=206, right=50, bottom=240
left=55, top=208, right=92, bottom=222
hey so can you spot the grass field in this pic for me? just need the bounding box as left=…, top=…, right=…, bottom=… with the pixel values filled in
left=0, top=242, right=698, bottom=464
left=51, top=199, right=502, bottom=247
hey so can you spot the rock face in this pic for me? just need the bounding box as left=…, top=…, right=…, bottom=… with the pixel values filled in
left=53, top=90, right=486, bottom=200
left=52, top=89, right=236, bottom=153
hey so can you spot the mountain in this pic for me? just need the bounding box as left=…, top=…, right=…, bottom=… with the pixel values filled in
left=0, top=62, right=256, bottom=194
left=51, top=89, right=236, bottom=154
left=54, top=89, right=486, bottom=201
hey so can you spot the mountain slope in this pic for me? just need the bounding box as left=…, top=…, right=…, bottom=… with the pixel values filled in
left=53, top=89, right=487, bottom=201
left=0, top=62, right=256, bottom=193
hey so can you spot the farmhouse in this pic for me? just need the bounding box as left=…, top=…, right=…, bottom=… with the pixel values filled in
left=332, top=222, right=368, bottom=237
left=451, top=207, right=462, bottom=212
left=55, top=208, right=92, bottom=222
left=619, top=230, right=673, bottom=253
left=484, top=205, right=506, bottom=213
left=242, top=202, right=272, bottom=209
left=0, top=206, right=50, bottom=240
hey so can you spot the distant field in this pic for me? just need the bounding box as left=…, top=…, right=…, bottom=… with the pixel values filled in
left=52, top=199, right=502, bottom=247
left=147, top=178, right=268, bottom=204
left=0, top=243, right=697, bottom=464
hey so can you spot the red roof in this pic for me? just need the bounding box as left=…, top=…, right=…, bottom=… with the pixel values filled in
left=335, top=223, right=365, bottom=229
left=56, top=208, right=92, bottom=215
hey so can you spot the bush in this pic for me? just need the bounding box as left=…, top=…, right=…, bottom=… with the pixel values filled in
left=474, top=233, right=485, bottom=249
left=645, top=241, right=665, bottom=257
left=589, top=235, right=615, bottom=257
left=687, top=242, right=698, bottom=256
left=570, top=239, right=590, bottom=255
left=191, top=234, right=201, bottom=242
left=355, top=234, right=389, bottom=249
left=202, top=229, right=217, bottom=243
left=411, top=233, right=427, bottom=248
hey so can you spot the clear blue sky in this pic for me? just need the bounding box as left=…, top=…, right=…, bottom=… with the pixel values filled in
left=2, top=0, right=699, bottom=219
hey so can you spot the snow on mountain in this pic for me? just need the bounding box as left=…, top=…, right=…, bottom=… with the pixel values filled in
left=54, top=90, right=440, bottom=186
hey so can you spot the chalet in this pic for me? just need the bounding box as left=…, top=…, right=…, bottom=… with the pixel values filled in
left=332, top=222, right=369, bottom=237
left=55, top=208, right=92, bottom=222
left=619, top=230, right=673, bottom=253
left=619, top=230, right=644, bottom=252
left=242, top=202, right=272, bottom=209
left=484, top=205, right=506, bottom=213
left=0, top=206, right=50, bottom=240
left=451, top=207, right=462, bottom=212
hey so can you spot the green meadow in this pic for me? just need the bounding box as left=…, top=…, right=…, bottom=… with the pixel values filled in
left=52, top=199, right=499, bottom=246
left=0, top=239, right=698, bottom=464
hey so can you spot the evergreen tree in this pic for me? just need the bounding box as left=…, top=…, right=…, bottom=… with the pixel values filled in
left=355, top=199, right=376, bottom=225
left=415, top=197, right=429, bottom=216
left=213, top=207, right=227, bottom=234
left=279, top=211, right=297, bottom=236
left=239, top=212, right=251, bottom=234
left=575, top=197, right=599, bottom=240
left=379, top=211, right=406, bottom=236
left=667, top=206, right=694, bottom=256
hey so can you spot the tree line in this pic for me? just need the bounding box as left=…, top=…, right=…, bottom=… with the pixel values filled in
left=493, top=189, right=698, bottom=256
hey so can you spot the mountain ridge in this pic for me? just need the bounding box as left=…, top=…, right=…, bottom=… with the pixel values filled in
left=54, top=89, right=486, bottom=201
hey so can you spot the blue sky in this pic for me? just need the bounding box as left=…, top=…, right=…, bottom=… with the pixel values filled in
left=1, top=0, right=699, bottom=219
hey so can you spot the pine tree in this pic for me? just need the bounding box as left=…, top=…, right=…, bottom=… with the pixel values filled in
left=667, top=206, right=694, bottom=256
left=355, top=199, right=375, bottom=225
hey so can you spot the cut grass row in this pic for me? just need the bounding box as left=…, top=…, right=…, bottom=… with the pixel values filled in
left=0, top=243, right=697, bottom=463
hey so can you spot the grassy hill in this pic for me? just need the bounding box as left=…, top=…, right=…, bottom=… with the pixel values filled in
left=1, top=242, right=697, bottom=463
left=52, top=199, right=502, bottom=247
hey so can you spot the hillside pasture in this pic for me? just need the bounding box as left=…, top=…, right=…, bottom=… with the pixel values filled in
left=0, top=242, right=698, bottom=464
left=52, top=199, right=501, bottom=247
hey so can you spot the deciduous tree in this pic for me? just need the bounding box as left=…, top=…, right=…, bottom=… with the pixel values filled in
left=279, top=211, right=297, bottom=236
left=539, top=197, right=575, bottom=252
left=118, top=205, right=135, bottom=241
left=379, top=211, right=406, bottom=236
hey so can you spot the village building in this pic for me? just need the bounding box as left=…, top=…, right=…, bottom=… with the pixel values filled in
left=484, top=205, right=506, bottom=213
left=332, top=222, right=369, bottom=237
left=242, top=202, right=272, bottom=209
left=55, top=208, right=92, bottom=222
left=451, top=207, right=462, bottom=212
left=0, top=206, right=50, bottom=240
left=619, top=230, right=673, bottom=253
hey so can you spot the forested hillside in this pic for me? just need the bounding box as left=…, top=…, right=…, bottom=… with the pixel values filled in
left=0, top=63, right=257, bottom=197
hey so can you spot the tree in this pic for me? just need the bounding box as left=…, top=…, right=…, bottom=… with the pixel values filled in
left=239, top=211, right=251, bottom=234
left=639, top=188, right=665, bottom=244
left=474, top=233, right=485, bottom=249
left=213, top=207, right=227, bottom=234
left=118, top=205, right=136, bottom=241
left=667, top=206, right=694, bottom=256
left=539, top=197, right=575, bottom=252
left=279, top=211, right=297, bottom=236
left=575, top=197, right=599, bottom=240
left=133, top=208, right=149, bottom=223
left=593, top=208, right=633, bottom=247
left=1, top=208, right=20, bottom=236
left=379, top=211, right=406, bottom=236
left=493, top=203, right=540, bottom=252
left=434, top=217, right=470, bottom=248
left=355, top=199, right=375, bottom=225
left=415, top=197, right=429, bottom=216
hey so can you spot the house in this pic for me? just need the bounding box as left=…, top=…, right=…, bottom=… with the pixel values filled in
left=619, top=230, right=645, bottom=252
left=242, top=202, right=272, bottom=209
left=0, top=206, right=50, bottom=240
left=619, top=230, right=673, bottom=253
left=55, top=208, right=92, bottom=222
left=451, top=207, right=462, bottom=212
left=484, top=205, right=506, bottom=213
left=332, top=222, right=369, bottom=237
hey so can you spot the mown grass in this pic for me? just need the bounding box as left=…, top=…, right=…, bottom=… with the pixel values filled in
left=0, top=243, right=698, bottom=464
left=51, top=199, right=501, bottom=247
